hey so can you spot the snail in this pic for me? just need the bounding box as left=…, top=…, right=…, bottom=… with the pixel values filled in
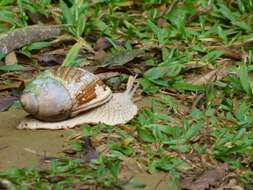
left=17, top=67, right=139, bottom=129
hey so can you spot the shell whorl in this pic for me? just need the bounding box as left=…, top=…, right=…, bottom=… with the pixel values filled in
left=48, top=67, right=112, bottom=114
left=20, top=67, right=112, bottom=121
left=17, top=76, right=139, bottom=129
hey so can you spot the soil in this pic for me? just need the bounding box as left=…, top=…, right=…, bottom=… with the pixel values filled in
left=0, top=98, right=170, bottom=190
left=0, top=110, right=71, bottom=170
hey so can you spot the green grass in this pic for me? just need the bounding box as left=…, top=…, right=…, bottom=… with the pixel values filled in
left=1, top=0, right=253, bottom=189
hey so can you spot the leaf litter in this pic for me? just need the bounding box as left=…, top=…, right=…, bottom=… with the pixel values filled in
left=180, top=163, right=229, bottom=190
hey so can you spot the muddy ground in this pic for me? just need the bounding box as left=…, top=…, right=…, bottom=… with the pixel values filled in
left=0, top=98, right=169, bottom=190
left=0, top=110, right=70, bottom=170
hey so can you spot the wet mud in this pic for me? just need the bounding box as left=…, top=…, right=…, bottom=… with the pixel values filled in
left=0, top=110, right=70, bottom=170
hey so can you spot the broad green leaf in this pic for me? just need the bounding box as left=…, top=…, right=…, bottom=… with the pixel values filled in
left=60, top=0, right=72, bottom=25
left=137, top=127, right=155, bottom=142
left=62, top=42, right=82, bottom=67
left=0, top=52, right=5, bottom=60
left=184, top=123, right=203, bottom=140
left=138, top=78, right=160, bottom=94
left=0, top=64, right=25, bottom=71
left=108, top=160, right=120, bottom=178
left=0, top=10, right=17, bottom=25
left=172, top=82, right=205, bottom=91
left=92, top=18, right=110, bottom=34
left=239, top=64, right=252, bottom=95
left=147, top=20, right=168, bottom=45
left=76, top=14, right=86, bottom=37
left=80, top=124, right=93, bottom=136
left=124, top=179, right=146, bottom=189
left=24, top=41, right=51, bottom=51
left=159, top=94, right=178, bottom=112
left=144, top=67, right=167, bottom=80
left=202, top=50, right=223, bottom=62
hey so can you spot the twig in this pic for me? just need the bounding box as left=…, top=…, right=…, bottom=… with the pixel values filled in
left=0, top=145, right=8, bottom=151
left=96, top=72, right=120, bottom=80
left=0, top=25, right=63, bottom=55
left=187, top=7, right=211, bottom=25
left=163, top=0, right=178, bottom=16
left=232, top=38, right=253, bottom=48
left=24, top=147, right=45, bottom=157
left=191, top=93, right=205, bottom=110
left=210, top=46, right=242, bottom=60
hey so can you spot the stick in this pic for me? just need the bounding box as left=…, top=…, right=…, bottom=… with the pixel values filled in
left=0, top=25, right=63, bottom=55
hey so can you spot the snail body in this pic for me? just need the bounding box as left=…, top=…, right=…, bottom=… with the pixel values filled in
left=18, top=67, right=138, bottom=129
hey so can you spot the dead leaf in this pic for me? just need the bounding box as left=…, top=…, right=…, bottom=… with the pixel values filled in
left=95, top=49, right=145, bottom=68
left=95, top=64, right=134, bottom=74
left=180, top=163, right=229, bottom=190
left=156, top=18, right=168, bottom=28
left=187, top=63, right=229, bottom=85
left=33, top=48, right=66, bottom=66
left=212, top=47, right=242, bottom=60
left=0, top=96, right=18, bottom=111
left=94, top=37, right=112, bottom=51
left=0, top=81, right=23, bottom=91
left=96, top=71, right=120, bottom=80
left=184, top=61, right=214, bottom=70
left=217, top=178, right=244, bottom=190
left=80, top=137, right=99, bottom=162
left=5, top=52, right=18, bottom=65
left=27, top=11, right=48, bottom=24
left=232, top=37, right=253, bottom=48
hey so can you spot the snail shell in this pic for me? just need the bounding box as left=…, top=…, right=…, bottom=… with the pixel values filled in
left=18, top=67, right=139, bottom=129
left=20, top=67, right=112, bottom=122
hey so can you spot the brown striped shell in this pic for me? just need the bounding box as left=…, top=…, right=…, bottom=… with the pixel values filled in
left=20, top=67, right=112, bottom=122
left=18, top=75, right=139, bottom=129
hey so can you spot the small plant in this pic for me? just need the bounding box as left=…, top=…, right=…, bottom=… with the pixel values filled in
left=59, top=0, right=88, bottom=38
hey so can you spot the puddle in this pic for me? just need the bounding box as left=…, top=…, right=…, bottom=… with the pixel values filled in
left=0, top=110, right=71, bottom=170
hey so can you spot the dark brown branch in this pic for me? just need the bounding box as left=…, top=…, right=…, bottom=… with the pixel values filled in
left=0, top=25, right=62, bottom=55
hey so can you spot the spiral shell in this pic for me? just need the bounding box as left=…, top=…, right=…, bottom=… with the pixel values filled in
left=18, top=76, right=139, bottom=129
left=20, top=67, right=112, bottom=121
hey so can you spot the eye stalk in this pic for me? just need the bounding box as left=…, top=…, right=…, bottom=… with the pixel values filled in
left=20, top=93, right=38, bottom=115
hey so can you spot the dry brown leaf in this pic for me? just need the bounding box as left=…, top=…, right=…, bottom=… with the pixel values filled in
left=0, top=81, right=23, bottom=91
left=187, top=63, right=229, bottom=85
left=94, top=37, right=112, bottom=51
left=217, top=178, right=244, bottom=190
left=180, top=163, right=229, bottom=190
left=79, top=137, right=99, bottom=162
left=27, top=11, right=48, bottom=24
left=95, top=49, right=144, bottom=68
left=35, top=49, right=66, bottom=66
left=216, top=47, right=242, bottom=60
left=96, top=71, right=120, bottom=80
left=156, top=18, right=168, bottom=28
left=0, top=96, right=18, bottom=111
left=5, top=52, right=18, bottom=65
